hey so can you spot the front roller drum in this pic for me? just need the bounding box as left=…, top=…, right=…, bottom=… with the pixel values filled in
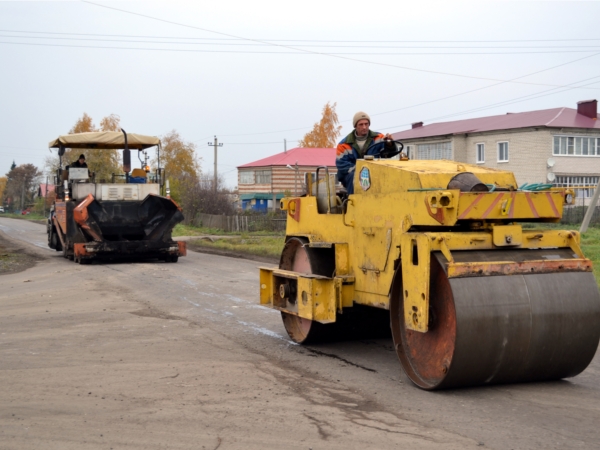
left=391, top=251, right=600, bottom=390
left=279, top=237, right=334, bottom=344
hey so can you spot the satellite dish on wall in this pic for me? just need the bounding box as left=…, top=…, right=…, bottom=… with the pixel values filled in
left=547, top=158, right=556, bottom=168
left=547, top=172, right=556, bottom=182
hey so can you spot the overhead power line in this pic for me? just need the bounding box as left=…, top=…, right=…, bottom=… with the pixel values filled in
left=2, top=29, right=599, bottom=44
left=4, top=33, right=600, bottom=50
left=3, top=40, right=599, bottom=56
left=381, top=75, right=600, bottom=131
left=79, top=1, right=600, bottom=89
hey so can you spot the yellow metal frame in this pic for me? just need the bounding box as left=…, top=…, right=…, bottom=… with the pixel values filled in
left=264, top=159, right=591, bottom=333
left=260, top=267, right=352, bottom=323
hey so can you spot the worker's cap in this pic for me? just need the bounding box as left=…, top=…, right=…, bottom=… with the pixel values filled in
left=78, top=154, right=86, bottom=160
left=353, top=111, right=370, bottom=128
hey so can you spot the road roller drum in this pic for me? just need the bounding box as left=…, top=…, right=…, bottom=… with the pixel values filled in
left=259, top=158, right=600, bottom=389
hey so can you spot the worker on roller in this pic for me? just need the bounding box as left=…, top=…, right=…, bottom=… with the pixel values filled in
left=336, top=112, right=395, bottom=194
left=70, top=154, right=88, bottom=169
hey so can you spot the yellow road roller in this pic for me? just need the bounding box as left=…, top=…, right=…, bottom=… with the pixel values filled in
left=259, top=159, right=600, bottom=389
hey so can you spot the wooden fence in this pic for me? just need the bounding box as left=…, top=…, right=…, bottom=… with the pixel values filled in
left=190, top=206, right=600, bottom=232
left=191, top=213, right=287, bottom=233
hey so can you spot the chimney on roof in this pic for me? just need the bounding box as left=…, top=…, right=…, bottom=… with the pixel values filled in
left=577, top=99, right=597, bottom=119
left=412, top=121, right=423, bottom=129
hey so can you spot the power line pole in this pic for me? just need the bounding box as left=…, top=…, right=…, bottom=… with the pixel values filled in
left=208, top=136, right=223, bottom=193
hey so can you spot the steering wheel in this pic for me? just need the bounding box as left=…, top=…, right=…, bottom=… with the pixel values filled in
left=376, top=139, right=404, bottom=159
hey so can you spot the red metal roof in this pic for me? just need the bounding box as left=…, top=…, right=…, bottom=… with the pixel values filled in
left=38, top=183, right=55, bottom=197
left=392, top=107, right=600, bottom=140
left=238, top=147, right=335, bottom=168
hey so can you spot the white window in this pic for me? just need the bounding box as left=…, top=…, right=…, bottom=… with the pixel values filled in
left=476, top=143, right=485, bottom=163
left=255, top=170, right=271, bottom=184
left=415, top=142, right=452, bottom=160
left=554, top=175, right=599, bottom=198
left=553, top=136, right=599, bottom=156
left=239, top=170, right=254, bottom=184
left=497, top=142, right=509, bottom=162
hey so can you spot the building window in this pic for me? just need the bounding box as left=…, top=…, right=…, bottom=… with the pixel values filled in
left=553, top=136, right=599, bottom=156
left=497, top=142, right=509, bottom=162
left=476, top=143, right=485, bottom=163
left=255, top=170, right=271, bottom=184
left=239, top=170, right=254, bottom=184
left=415, top=142, right=452, bottom=160
left=555, top=175, right=599, bottom=198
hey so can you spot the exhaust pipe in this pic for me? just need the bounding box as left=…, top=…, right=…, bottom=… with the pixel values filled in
left=121, top=128, right=131, bottom=174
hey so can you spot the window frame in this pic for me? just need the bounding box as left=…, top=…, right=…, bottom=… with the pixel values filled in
left=414, top=141, right=452, bottom=160
left=255, top=169, right=272, bottom=185
left=239, top=170, right=255, bottom=185
left=476, top=143, right=485, bottom=164
left=497, top=141, right=509, bottom=163
left=553, top=135, right=599, bottom=157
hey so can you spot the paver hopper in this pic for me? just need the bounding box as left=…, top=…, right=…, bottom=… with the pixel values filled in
left=46, top=130, right=186, bottom=263
left=259, top=158, right=600, bottom=389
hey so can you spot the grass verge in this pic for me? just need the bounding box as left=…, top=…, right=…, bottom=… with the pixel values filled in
left=173, top=223, right=283, bottom=237
left=188, top=235, right=284, bottom=261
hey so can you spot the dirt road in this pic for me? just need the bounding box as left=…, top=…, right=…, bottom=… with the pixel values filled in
left=1, top=217, right=599, bottom=450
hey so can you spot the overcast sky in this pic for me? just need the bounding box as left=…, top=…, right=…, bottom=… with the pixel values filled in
left=1, top=0, right=599, bottom=187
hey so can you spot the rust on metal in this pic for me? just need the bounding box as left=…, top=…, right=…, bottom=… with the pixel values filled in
left=73, top=243, right=90, bottom=257
left=424, top=197, right=444, bottom=223
left=394, top=256, right=457, bottom=387
left=447, top=258, right=592, bottom=278
left=73, top=194, right=103, bottom=241
left=287, top=199, right=301, bottom=222
left=177, top=241, right=187, bottom=256
left=55, top=202, right=68, bottom=234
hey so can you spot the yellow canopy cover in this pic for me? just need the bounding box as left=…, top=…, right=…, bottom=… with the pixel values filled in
left=49, top=131, right=160, bottom=150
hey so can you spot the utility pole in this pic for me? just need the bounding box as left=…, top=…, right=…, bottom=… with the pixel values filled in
left=294, top=161, right=299, bottom=197
left=284, top=139, right=287, bottom=153
left=208, top=136, right=223, bottom=193
left=43, top=176, right=48, bottom=217
left=20, top=182, right=25, bottom=211
left=581, top=179, right=600, bottom=233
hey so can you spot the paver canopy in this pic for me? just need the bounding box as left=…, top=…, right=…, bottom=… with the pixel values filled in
left=49, top=131, right=160, bottom=150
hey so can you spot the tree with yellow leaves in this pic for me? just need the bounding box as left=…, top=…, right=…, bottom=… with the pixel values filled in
left=46, top=113, right=123, bottom=182
left=64, top=113, right=121, bottom=182
left=153, top=130, right=201, bottom=202
left=0, top=176, right=7, bottom=205
left=298, top=102, right=342, bottom=148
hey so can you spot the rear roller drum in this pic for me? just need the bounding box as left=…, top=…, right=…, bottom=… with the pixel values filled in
left=391, top=251, right=600, bottom=390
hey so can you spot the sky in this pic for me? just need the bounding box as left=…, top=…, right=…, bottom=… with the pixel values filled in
left=1, top=0, right=600, bottom=188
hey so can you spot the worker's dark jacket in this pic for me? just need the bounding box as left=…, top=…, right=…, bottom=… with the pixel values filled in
left=336, top=130, right=388, bottom=194
left=70, top=160, right=88, bottom=169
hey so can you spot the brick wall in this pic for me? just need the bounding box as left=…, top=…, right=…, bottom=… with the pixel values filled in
left=238, top=165, right=337, bottom=195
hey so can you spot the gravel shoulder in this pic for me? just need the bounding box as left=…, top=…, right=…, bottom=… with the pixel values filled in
left=0, top=232, right=45, bottom=276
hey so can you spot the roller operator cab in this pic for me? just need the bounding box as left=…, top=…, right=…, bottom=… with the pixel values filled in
left=259, top=158, right=600, bottom=390
left=46, top=130, right=186, bottom=264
